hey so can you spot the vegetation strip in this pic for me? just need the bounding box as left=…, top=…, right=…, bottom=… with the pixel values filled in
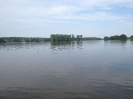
left=0, top=34, right=133, bottom=42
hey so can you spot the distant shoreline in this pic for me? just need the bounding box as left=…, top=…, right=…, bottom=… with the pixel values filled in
left=0, top=36, right=102, bottom=42
left=0, top=34, right=133, bottom=42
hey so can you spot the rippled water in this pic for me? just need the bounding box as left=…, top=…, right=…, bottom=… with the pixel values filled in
left=0, top=40, right=133, bottom=99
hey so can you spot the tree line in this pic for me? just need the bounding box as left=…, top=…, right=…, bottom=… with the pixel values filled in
left=0, top=34, right=83, bottom=42
left=0, top=34, right=132, bottom=42
left=50, top=34, right=82, bottom=42
left=0, top=37, right=50, bottom=42
left=104, top=34, right=128, bottom=40
left=83, top=37, right=102, bottom=40
left=130, top=35, right=133, bottom=40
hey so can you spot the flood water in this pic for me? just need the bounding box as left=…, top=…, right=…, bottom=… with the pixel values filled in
left=0, top=40, right=133, bottom=99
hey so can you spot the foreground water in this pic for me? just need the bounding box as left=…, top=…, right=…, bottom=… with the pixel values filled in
left=0, top=40, right=133, bottom=99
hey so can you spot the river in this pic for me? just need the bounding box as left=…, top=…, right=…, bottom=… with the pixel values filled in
left=0, top=40, right=133, bottom=99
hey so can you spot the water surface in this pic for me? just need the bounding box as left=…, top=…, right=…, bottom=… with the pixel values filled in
left=0, top=40, right=133, bottom=99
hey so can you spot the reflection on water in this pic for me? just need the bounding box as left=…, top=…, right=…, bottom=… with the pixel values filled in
left=104, top=40, right=127, bottom=47
left=0, top=40, right=133, bottom=99
left=50, top=41, right=82, bottom=47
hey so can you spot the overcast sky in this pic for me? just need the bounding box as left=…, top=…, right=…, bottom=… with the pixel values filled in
left=0, top=0, right=133, bottom=38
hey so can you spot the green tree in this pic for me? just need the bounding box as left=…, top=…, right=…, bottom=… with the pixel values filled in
left=131, top=35, right=133, bottom=38
left=51, top=34, right=55, bottom=42
left=119, top=34, right=127, bottom=40
left=0, top=38, right=5, bottom=42
left=76, top=35, right=79, bottom=41
left=130, top=35, right=133, bottom=40
left=106, top=34, right=127, bottom=40
left=79, top=35, right=82, bottom=41
left=72, top=34, right=75, bottom=41
left=104, top=36, right=109, bottom=40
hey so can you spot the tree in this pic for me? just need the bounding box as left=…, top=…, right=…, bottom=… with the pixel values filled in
left=119, top=34, right=127, bottom=40
left=105, top=34, right=127, bottom=40
left=79, top=35, right=82, bottom=41
left=130, top=35, right=133, bottom=40
left=76, top=35, right=79, bottom=41
left=50, top=34, right=74, bottom=43
left=51, top=34, right=55, bottom=42
left=72, top=34, right=75, bottom=41
left=104, top=36, right=109, bottom=40
left=0, top=38, right=5, bottom=42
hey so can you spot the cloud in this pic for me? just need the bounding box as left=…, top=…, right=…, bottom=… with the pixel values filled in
left=0, top=0, right=133, bottom=28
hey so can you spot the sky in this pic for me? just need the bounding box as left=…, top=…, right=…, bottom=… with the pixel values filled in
left=0, top=0, right=133, bottom=38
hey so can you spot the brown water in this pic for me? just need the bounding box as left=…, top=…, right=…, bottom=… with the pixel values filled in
left=0, top=40, right=133, bottom=99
